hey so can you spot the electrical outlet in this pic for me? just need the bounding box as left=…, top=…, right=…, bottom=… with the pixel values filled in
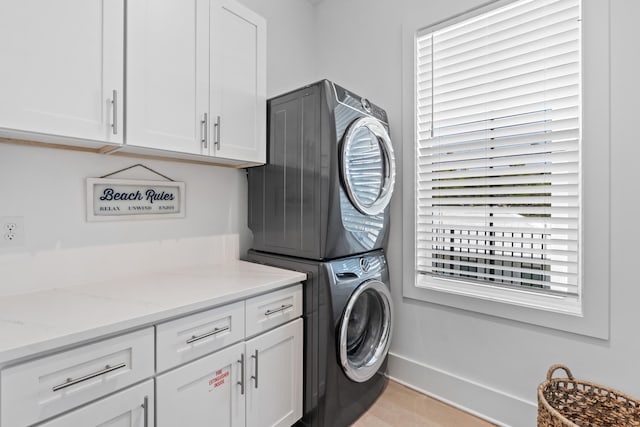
left=0, top=216, right=24, bottom=248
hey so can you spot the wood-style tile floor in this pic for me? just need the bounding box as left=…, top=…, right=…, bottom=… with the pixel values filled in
left=352, top=380, right=497, bottom=427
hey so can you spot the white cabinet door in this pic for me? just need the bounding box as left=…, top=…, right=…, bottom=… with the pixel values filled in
left=157, top=341, right=245, bottom=427
left=245, top=319, right=303, bottom=427
left=127, top=0, right=209, bottom=154
left=39, top=380, right=154, bottom=427
left=210, top=0, right=266, bottom=163
left=0, top=0, right=123, bottom=144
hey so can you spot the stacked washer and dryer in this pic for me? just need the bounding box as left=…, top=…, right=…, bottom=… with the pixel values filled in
left=246, top=80, right=396, bottom=427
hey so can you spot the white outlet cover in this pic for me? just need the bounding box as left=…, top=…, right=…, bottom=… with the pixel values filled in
left=0, top=216, right=24, bottom=248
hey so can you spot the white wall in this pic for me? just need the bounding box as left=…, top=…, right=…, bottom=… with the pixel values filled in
left=0, top=0, right=317, bottom=294
left=0, top=144, right=252, bottom=294
left=314, top=0, right=640, bottom=425
left=238, top=0, right=318, bottom=97
left=0, top=144, right=249, bottom=250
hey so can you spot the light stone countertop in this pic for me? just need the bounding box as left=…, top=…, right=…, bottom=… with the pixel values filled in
left=0, top=260, right=306, bottom=366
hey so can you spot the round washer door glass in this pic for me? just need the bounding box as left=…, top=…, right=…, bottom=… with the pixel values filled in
left=341, top=117, right=396, bottom=216
left=339, top=280, right=393, bottom=383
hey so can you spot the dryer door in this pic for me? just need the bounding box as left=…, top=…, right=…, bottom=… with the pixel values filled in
left=339, top=280, right=393, bottom=383
left=341, top=117, right=396, bottom=216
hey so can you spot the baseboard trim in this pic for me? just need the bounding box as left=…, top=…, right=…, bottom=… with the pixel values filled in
left=387, top=352, right=537, bottom=427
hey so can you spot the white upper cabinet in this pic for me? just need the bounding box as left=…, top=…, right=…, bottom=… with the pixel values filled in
left=127, top=0, right=209, bottom=154
left=0, top=0, right=124, bottom=145
left=127, top=0, right=266, bottom=164
left=210, top=0, right=266, bottom=163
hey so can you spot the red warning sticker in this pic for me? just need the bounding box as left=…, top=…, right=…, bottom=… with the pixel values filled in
left=208, top=369, right=230, bottom=391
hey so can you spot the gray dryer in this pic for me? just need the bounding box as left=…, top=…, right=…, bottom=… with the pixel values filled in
left=248, top=80, right=396, bottom=260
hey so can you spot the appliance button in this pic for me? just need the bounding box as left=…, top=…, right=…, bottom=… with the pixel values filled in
left=361, top=98, right=372, bottom=113
left=359, top=257, right=371, bottom=273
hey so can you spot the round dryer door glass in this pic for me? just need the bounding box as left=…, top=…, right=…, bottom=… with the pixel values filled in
left=339, top=280, right=393, bottom=383
left=341, top=117, right=396, bottom=216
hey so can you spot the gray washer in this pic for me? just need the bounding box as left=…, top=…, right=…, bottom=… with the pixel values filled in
left=248, top=80, right=395, bottom=260
left=245, top=249, right=392, bottom=427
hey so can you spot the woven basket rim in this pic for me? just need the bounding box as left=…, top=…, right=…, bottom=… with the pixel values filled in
left=538, top=365, right=640, bottom=427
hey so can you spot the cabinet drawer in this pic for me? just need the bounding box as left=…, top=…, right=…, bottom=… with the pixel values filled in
left=245, top=285, right=302, bottom=338
left=156, top=301, right=245, bottom=372
left=0, top=328, right=154, bottom=427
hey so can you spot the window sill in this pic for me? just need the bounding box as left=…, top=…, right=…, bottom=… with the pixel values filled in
left=403, top=274, right=606, bottom=339
left=417, top=275, right=582, bottom=316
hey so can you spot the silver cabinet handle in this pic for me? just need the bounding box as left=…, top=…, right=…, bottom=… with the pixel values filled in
left=52, top=363, right=126, bottom=392
left=201, top=112, right=208, bottom=149
left=251, top=350, right=259, bottom=389
left=237, top=353, right=245, bottom=395
left=265, top=304, right=293, bottom=316
left=111, top=90, right=118, bottom=135
left=142, top=396, right=148, bottom=427
left=214, top=115, right=221, bottom=149
left=186, top=325, right=230, bottom=344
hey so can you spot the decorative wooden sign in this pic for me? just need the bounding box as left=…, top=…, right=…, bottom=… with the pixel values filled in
left=86, top=178, right=185, bottom=221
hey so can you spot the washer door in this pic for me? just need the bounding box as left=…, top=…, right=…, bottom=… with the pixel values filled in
left=341, top=117, right=396, bottom=216
left=339, top=280, right=393, bottom=383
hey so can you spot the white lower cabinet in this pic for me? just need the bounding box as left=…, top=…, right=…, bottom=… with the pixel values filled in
left=0, top=328, right=154, bottom=427
left=157, top=341, right=245, bottom=427
left=157, top=318, right=303, bottom=427
left=0, top=285, right=302, bottom=427
left=245, top=319, right=303, bottom=427
left=38, top=380, right=154, bottom=427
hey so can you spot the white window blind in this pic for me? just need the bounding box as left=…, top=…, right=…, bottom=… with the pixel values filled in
left=415, top=0, right=581, bottom=299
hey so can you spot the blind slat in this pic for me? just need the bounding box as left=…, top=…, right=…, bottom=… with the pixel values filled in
left=417, top=215, right=578, bottom=228
left=418, top=269, right=578, bottom=295
left=428, top=86, right=580, bottom=124
left=419, top=127, right=578, bottom=155
left=433, top=0, right=575, bottom=44
left=419, top=232, right=578, bottom=249
left=419, top=250, right=578, bottom=271
left=418, top=161, right=579, bottom=182
left=419, top=173, right=578, bottom=190
left=422, top=183, right=578, bottom=196
left=418, top=150, right=579, bottom=174
left=420, top=205, right=577, bottom=216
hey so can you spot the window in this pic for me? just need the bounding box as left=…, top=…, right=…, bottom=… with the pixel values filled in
left=402, top=0, right=610, bottom=337
left=416, top=0, right=581, bottom=312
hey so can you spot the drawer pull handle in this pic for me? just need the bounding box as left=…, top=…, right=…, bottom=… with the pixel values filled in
left=186, top=325, right=230, bottom=344
left=237, top=353, right=245, bottom=395
left=265, top=304, right=293, bottom=316
left=52, top=363, right=127, bottom=392
left=251, top=349, right=259, bottom=388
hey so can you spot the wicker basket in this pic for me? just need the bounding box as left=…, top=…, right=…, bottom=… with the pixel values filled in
left=538, top=364, right=640, bottom=426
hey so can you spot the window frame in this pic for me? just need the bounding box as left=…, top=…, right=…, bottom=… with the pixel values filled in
left=401, top=0, right=610, bottom=339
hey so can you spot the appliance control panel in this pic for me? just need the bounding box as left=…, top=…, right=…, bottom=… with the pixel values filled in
left=330, top=251, right=386, bottom=280
left=333, top=83, right=388, bottom=124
